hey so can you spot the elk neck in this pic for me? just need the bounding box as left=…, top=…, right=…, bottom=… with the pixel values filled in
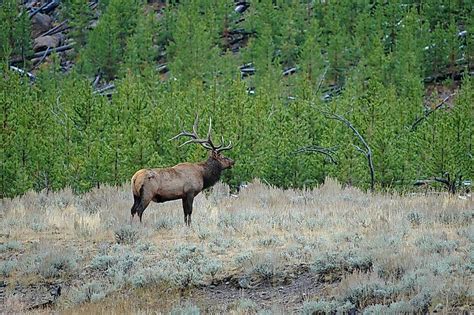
left=201, top=156, right=223, bottom=189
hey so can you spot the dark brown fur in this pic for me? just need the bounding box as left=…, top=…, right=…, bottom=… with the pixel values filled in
left=130, top=151, right=234, bottom=225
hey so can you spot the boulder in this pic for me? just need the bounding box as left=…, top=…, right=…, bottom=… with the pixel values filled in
left=31, top=13, right=52, bottom=38
left=33, top=35, right=60, bottom=52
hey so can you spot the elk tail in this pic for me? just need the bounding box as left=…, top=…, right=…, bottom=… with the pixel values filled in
left=131, top=184, right=145, bottom=219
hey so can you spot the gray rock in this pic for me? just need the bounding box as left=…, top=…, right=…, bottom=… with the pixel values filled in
left=33, top=35, right=61, bottom=52
left=31, top=13, right=52, bottom=38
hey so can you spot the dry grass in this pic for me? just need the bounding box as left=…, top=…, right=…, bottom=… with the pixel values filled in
left=0, top=178, right=472, bottom=314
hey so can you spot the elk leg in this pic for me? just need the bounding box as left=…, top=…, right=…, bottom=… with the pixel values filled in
left=182, top=198, right=189, bottom=226
left=130, top=194, right=141, bottom=225
left=138, top=199, right=151, bottom=223
left=182, top=194, right=194, bottom=226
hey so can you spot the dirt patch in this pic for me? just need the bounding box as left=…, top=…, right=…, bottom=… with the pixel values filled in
left=0, top=280, right=62, bottom=312
left=187, top=270, right=332, bottom=313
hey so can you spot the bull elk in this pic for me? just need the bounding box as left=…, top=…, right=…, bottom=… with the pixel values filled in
left=130, top=116, right=234, bottom=226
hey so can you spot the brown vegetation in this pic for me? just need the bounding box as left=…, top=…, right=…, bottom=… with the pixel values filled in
left=0, top=179, right=472, bottom=313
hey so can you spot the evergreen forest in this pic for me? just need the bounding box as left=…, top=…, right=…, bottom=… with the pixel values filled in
left=1, top=0, right=473, bottom=197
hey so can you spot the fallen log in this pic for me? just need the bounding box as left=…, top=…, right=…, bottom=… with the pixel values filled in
left=29, top=1, right=52, bottom=19
left=9, top=66, right=36, bottom=81
left=93, top=83, right=116, bottom=95
left=9, top=43, right=75, bottom=64
left=41, top=0, right=60, bottom=14
left=423, top=65, right=470, bottom=83
left=39, top=20, right=69, bottom=38
left=282, top=67, right=297, bottom=76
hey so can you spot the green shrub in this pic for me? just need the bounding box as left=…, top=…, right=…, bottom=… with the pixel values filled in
left=169, top=303, right=200, bottom=315
left=202, top=259, right=222, bottom=280
left=252, top=261, right=276, bottom=280
left=70, top=281, right=107, bottom=304
left=210, top=237, right=236, bottom=254
left=311, top=251, right=373, bottom=279
left=195, top=226, right=212, bottom=240
left=136, top=241, right=154, bottom=252
left=37, top=249, right=78, bottom=278
left=235, top=251, right=254, bottom=267
left=436, top=211, right=473, bottom=226
left=409, top=292, right=431, bottom=313
left=114, top=225, right=139, bottom=245
left=154, top=217, right=176, bottom=231
left=407, top=211, right=423, bottom=226
left=341, top=281, right=396, bottom=309
left=30, top=222, right=47, bottom=232
left=0, top=240, right=21, bottom=253
left=257, top=236, right=281, bottom=247
left=129, top=263, right=170, bottom=288
left=415, top=234, right=458, bottom=253
left=231, top=298, right=259, bottom=313
left=0, top=260, right=16, bottom=277
left=302, top=300, right=337, bottom=314
left=362, top=304, right=388, bottom=314
left=110, top=252, right=142, bottom=275
left=90, top=255, right=118, bottom=271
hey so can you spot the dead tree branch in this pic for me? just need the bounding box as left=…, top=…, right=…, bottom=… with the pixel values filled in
left=415, top=172, right=463, bottom=195
left=92, top=75, right=101, bottom=88
left=411, top=93, right=456, bottom=131
left=295, top=145, right=338, bottom=164
left=314, top=65, right=329, bottom=96
left=30, top=46, right=51, bottom=70
left=322, top=111, right=375, bottom=192
left=434, top=172, right=462, bottom=195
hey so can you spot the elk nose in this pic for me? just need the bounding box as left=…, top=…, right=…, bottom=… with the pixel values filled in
left=229, top=158, right=235, bottom=166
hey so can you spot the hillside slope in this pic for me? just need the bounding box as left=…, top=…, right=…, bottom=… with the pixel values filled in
left=1, top=0, right=473, bottom=196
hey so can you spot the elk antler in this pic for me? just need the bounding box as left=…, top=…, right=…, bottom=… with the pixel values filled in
left=171, top=115, right=232, bottom=152
left=214, top=135, right=233, bottom=153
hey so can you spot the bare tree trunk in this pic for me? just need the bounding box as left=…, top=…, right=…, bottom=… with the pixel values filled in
left=322, top=111, right=375, bottom=192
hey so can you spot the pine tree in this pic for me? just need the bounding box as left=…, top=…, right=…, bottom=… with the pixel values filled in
left=0, top=0, right=31, bottom=63
left=298, top=18, right=325, bottom=96
left=166, top=0, right=223, bottom=84
left=390, top=8, right=426, bottom=101
left=79, top=0, right=142, bottom=79
left=415, top=78, right=473, bottom=193
left=1, top=71, right=39, bottom=196
left=61, top=0, right=93, bottom=47
left=122, top=10, right=158, bottom=76
left=321, top=3, right=353, bottom=86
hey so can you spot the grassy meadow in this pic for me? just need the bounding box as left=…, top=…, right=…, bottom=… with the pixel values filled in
left=0, top=179, right=472, bottom=314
